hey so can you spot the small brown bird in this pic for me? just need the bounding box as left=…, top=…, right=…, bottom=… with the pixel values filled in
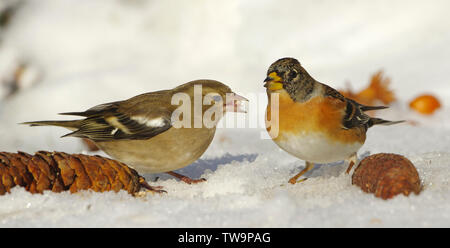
left=23, top=80, right=247, bottom=192
left=263, top=58, right=403, bottom=184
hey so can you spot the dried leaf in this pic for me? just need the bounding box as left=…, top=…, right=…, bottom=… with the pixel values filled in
left=339, top=70, right=396, bottom=106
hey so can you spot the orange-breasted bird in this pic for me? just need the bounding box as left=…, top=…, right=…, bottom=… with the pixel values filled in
left=264, top=58, right=403, bottom=184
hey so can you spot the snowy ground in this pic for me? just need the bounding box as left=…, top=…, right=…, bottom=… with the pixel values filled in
left=0, top=0, right=450, bottom=227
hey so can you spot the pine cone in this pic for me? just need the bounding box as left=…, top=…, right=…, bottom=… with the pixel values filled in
left=0, top=151, right=152, bottom=195
left=352, top=153, right=422, bottom=200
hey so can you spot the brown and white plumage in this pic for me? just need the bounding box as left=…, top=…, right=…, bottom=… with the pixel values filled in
left=23, top=80, right=247, bottom=189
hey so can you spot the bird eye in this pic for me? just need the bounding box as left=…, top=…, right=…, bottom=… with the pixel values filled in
left=288, top=71, right=297, bottom=79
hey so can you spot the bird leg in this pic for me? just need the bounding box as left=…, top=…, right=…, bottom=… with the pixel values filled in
left=138, top=177, right=166, bottom=194
left=166, top=171, right=207, bottom=184
left=289, top=161, right=314, bottom=184
left=345, top=153, right=358, bottom=174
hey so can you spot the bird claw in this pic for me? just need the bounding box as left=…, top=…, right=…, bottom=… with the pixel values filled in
left=288, top=162, right=314, bottom=184
left=181, top=177, right=207, bottom=185
left=289, top=177, right=308, bottom=184
left=143, top=186, right=167, bottom=194
left=345, top=161, right=355, bottom=174
left=345, top=153, right=358, bottom=174
left=166, top=171, right=207, bottom=185
left=139, top=177, right=167, bottom=194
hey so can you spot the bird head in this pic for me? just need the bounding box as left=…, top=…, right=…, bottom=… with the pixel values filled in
left=171, top=80, right=247, bottom=128
left=173, top=80, right=247, bottom=115
left=264, top=57, right=309, bottom=92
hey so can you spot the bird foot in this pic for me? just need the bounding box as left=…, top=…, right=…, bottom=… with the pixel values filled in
left=288, top=161, right=314, bottom=184
left=288, top=177, right=308, bottom=184
left=166, top=171, right=207, bottom=184
left=139, top=177, right=167, bottom=194
left=345, top=161, right=355, bottom=174
left=345, top=153, right=358, bottom=174
left=181, top=177, right=207, bottom=184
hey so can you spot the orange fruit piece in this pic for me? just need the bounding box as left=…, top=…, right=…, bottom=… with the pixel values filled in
left=409, top=94, right=441, bottom=115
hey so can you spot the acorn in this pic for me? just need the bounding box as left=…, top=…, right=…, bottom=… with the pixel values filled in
left=352, top=153, right=421, bottom=200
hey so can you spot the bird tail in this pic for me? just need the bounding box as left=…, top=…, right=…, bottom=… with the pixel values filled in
left=368, top=118, right=405, bottom=128
left=21, top=120, right=82, bottom=131
left=358, top=104, right=404, bottom=128
left=360, top=105, right=388, bottom=111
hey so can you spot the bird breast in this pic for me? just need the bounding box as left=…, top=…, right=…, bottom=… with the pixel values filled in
left=95, top=126, right=216, bottom=173
left=266, top=90, right=365, bottom=163
left=274, top=131, right=363, bottom=163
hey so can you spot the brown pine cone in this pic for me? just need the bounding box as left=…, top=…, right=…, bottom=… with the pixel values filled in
left=352, top=153, right=422, bottom=200
left=0, top=151, right=157, bottom=195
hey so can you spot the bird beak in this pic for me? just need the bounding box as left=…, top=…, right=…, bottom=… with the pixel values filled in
left=263, top=76, right=272, bottom=88
left=263, top=72, right=283, bottom=90
left=263, top=75, right=272, bottom=82
left=225, top=92, right=248, bottom=113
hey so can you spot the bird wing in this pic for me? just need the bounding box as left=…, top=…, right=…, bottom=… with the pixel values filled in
left=61, top=92, right=173, bottom=141
left=322, top=84, right=381, bottom=130
left=341, top=99, right=372, bottom=130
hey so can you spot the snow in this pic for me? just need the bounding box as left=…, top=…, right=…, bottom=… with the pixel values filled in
left=1, top=0, right=450, bottom=227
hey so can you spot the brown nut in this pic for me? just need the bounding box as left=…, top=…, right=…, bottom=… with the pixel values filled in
left=352, top=153, right=421, bottom=200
